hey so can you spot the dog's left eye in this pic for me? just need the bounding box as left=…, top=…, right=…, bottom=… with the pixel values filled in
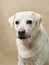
left=15, top=21, right=19, bottom=25
left=26, top=20, right=32, bottom=24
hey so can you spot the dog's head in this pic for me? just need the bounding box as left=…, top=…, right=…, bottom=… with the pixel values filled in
left=8, top=11, right=42, bottom=40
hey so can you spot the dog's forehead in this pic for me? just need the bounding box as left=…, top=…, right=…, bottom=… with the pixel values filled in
left=14, top=12, right=35, bottom=20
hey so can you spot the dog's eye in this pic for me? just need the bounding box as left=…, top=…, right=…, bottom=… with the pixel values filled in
left=15, top=21, right=19, bottom=25
left=26, top=20, right=32, bottom=24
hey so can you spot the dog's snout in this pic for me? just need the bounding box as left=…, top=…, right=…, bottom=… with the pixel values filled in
left=18, top=29, right=25, bottom=35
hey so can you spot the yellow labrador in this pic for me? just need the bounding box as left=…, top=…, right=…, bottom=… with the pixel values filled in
left=8, top=11, right=49, bottom=65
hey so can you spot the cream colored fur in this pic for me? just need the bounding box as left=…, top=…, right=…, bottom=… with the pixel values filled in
left=8, top=11, right=49, bottom=65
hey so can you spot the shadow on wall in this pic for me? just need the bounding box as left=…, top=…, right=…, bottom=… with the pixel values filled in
left=0, top=0, right=49, bottom=65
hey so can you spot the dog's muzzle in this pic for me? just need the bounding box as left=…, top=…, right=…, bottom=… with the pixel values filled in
left=18, top=30, right=31, bottom=39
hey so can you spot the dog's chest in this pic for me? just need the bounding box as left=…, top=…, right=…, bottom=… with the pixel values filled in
left=22, top=58, right=36, bottom=65
left=21, top=56, right=38, bottom=65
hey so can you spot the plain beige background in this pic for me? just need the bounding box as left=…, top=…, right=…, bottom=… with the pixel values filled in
left=0, top=0, right=49, bottom=65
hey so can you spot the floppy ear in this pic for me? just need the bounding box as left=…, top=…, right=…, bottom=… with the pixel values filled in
left=34, top=12, right=42, bottom=25
left=8, top=15, right=14, bottom=27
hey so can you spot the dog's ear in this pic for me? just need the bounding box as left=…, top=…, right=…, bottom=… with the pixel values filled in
left=34, top=12, right=42, bottom=25
left=8, top=15, right=14, bottom=27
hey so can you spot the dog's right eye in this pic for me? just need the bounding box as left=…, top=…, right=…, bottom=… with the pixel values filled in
left=15, top=21, right=19, bottom=25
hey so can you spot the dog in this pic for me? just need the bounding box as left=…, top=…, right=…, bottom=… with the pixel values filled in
left=8, top=11, right=49, bottom=65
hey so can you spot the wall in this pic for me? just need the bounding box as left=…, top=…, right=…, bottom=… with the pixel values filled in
left=0, top=0, right=49, bottom=65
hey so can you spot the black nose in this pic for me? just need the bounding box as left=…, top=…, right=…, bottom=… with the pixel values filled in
left=18, top=30, right=25, bottom=36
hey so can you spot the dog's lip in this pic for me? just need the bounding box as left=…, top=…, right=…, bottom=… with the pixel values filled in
left=18, top=36, right=27, bottom=39
left=18, top=35, right=31, bottom=39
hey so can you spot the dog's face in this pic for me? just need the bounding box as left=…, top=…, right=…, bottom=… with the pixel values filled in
left=8, top=11, right=42, bottom=39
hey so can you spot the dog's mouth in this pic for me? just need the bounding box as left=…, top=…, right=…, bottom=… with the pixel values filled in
left=18, top=35, right=31, bottom=39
